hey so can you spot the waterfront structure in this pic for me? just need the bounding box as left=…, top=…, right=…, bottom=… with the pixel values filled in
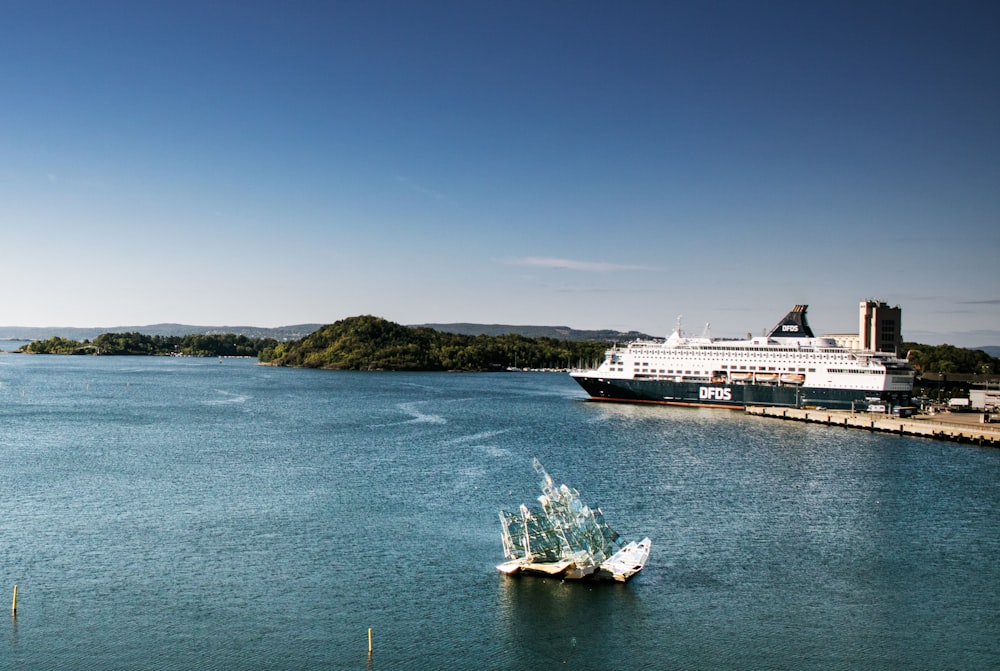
left=570, top=305, right=915, bottom=410
left=970, top=387, right=1000, bottom=411
left=826, top=332, right=862, bottom=350
left=860, top=299, right=902, bottom=356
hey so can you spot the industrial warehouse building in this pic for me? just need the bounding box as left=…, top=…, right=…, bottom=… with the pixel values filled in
left=970, top=387, right=1000, bottom=411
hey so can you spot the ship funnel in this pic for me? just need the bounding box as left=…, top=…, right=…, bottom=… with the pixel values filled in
left=767, top=305, right=814, bottom=338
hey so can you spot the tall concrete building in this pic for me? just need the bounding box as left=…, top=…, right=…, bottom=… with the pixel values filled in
left=860, top=300, right=902, bottom=355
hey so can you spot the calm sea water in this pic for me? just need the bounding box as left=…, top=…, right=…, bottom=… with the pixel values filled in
left=1, top=355, right=998, bottom=670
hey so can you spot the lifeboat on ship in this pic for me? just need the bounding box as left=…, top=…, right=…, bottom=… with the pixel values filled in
left=755, top=372, right=779, bottom=383
left=780, top=373, right=806, bottom=385
left=730, top=372, right=753, bottom=382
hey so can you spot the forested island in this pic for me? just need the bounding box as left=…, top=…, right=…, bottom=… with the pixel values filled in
left=14, top=315, right=999, bottom=377
left=20, top=332, right=276, bottom=358
left=18, top=316, right=608, bottom=371
left=258, top=315, right=607, bottom=370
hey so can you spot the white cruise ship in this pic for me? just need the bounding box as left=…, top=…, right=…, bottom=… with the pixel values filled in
left=570, top=305, right=915, bottom=410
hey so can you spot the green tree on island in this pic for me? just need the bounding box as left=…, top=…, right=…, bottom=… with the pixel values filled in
left=258, top=315, right=607, bottom=371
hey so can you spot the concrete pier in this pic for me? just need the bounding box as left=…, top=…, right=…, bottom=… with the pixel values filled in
left=745, top=406, right=1000, bottom=447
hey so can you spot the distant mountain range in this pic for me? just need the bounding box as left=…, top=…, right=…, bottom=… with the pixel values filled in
left=416, top=323, right=651, bottom=342
left=0, top=323, right=325, bottom=342
left=1, top=322, right=996, bottom=353
left=0, top=321, right=648, bottom=344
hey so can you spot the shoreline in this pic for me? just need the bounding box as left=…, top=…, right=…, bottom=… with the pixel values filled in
left=745, top=406, right=1000, bottom=447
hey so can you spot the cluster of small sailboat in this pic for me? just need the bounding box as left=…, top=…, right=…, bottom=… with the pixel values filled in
left=497, top=459, right=651, bottom=582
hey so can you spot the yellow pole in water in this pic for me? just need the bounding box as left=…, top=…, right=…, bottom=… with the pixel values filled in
left=368, top=627, right=372, bottom=655
left=11, top=585, right=16, bottom=617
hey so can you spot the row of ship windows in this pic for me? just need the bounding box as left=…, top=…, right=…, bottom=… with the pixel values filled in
left=629, top=347, right=844, bottom=356
left=827, top=368, right=879, bottom=374
left=631, top=356, right=848, bottom=364
left=629, top=350, right=850, bottom=359
left=632, top=363, right=814, bottom=373
left=631, top=347, right=829, bottom=353
left=624, top=367, right=818, bottom=375
left=719, top=365, right=807, bottom=372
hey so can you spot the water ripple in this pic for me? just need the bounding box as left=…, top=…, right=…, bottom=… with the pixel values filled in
left=1, top=356, right=998, bottom=670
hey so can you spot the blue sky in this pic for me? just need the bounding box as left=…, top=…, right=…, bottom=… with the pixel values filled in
left=2, top=1, right=998, bottom=346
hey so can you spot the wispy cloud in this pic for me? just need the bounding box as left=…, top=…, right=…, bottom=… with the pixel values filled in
left=959, top=299, right=1000, bottom=305
left=396, top=175, right=452, bottom=204
left=505, top=256, right=654, bottom=272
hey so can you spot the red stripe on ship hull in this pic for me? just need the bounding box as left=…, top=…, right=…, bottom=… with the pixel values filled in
left=584, top=396, right=744, bottom=410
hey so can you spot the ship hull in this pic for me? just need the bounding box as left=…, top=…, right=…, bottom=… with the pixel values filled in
left=572, top=375, right=907, bottom=410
